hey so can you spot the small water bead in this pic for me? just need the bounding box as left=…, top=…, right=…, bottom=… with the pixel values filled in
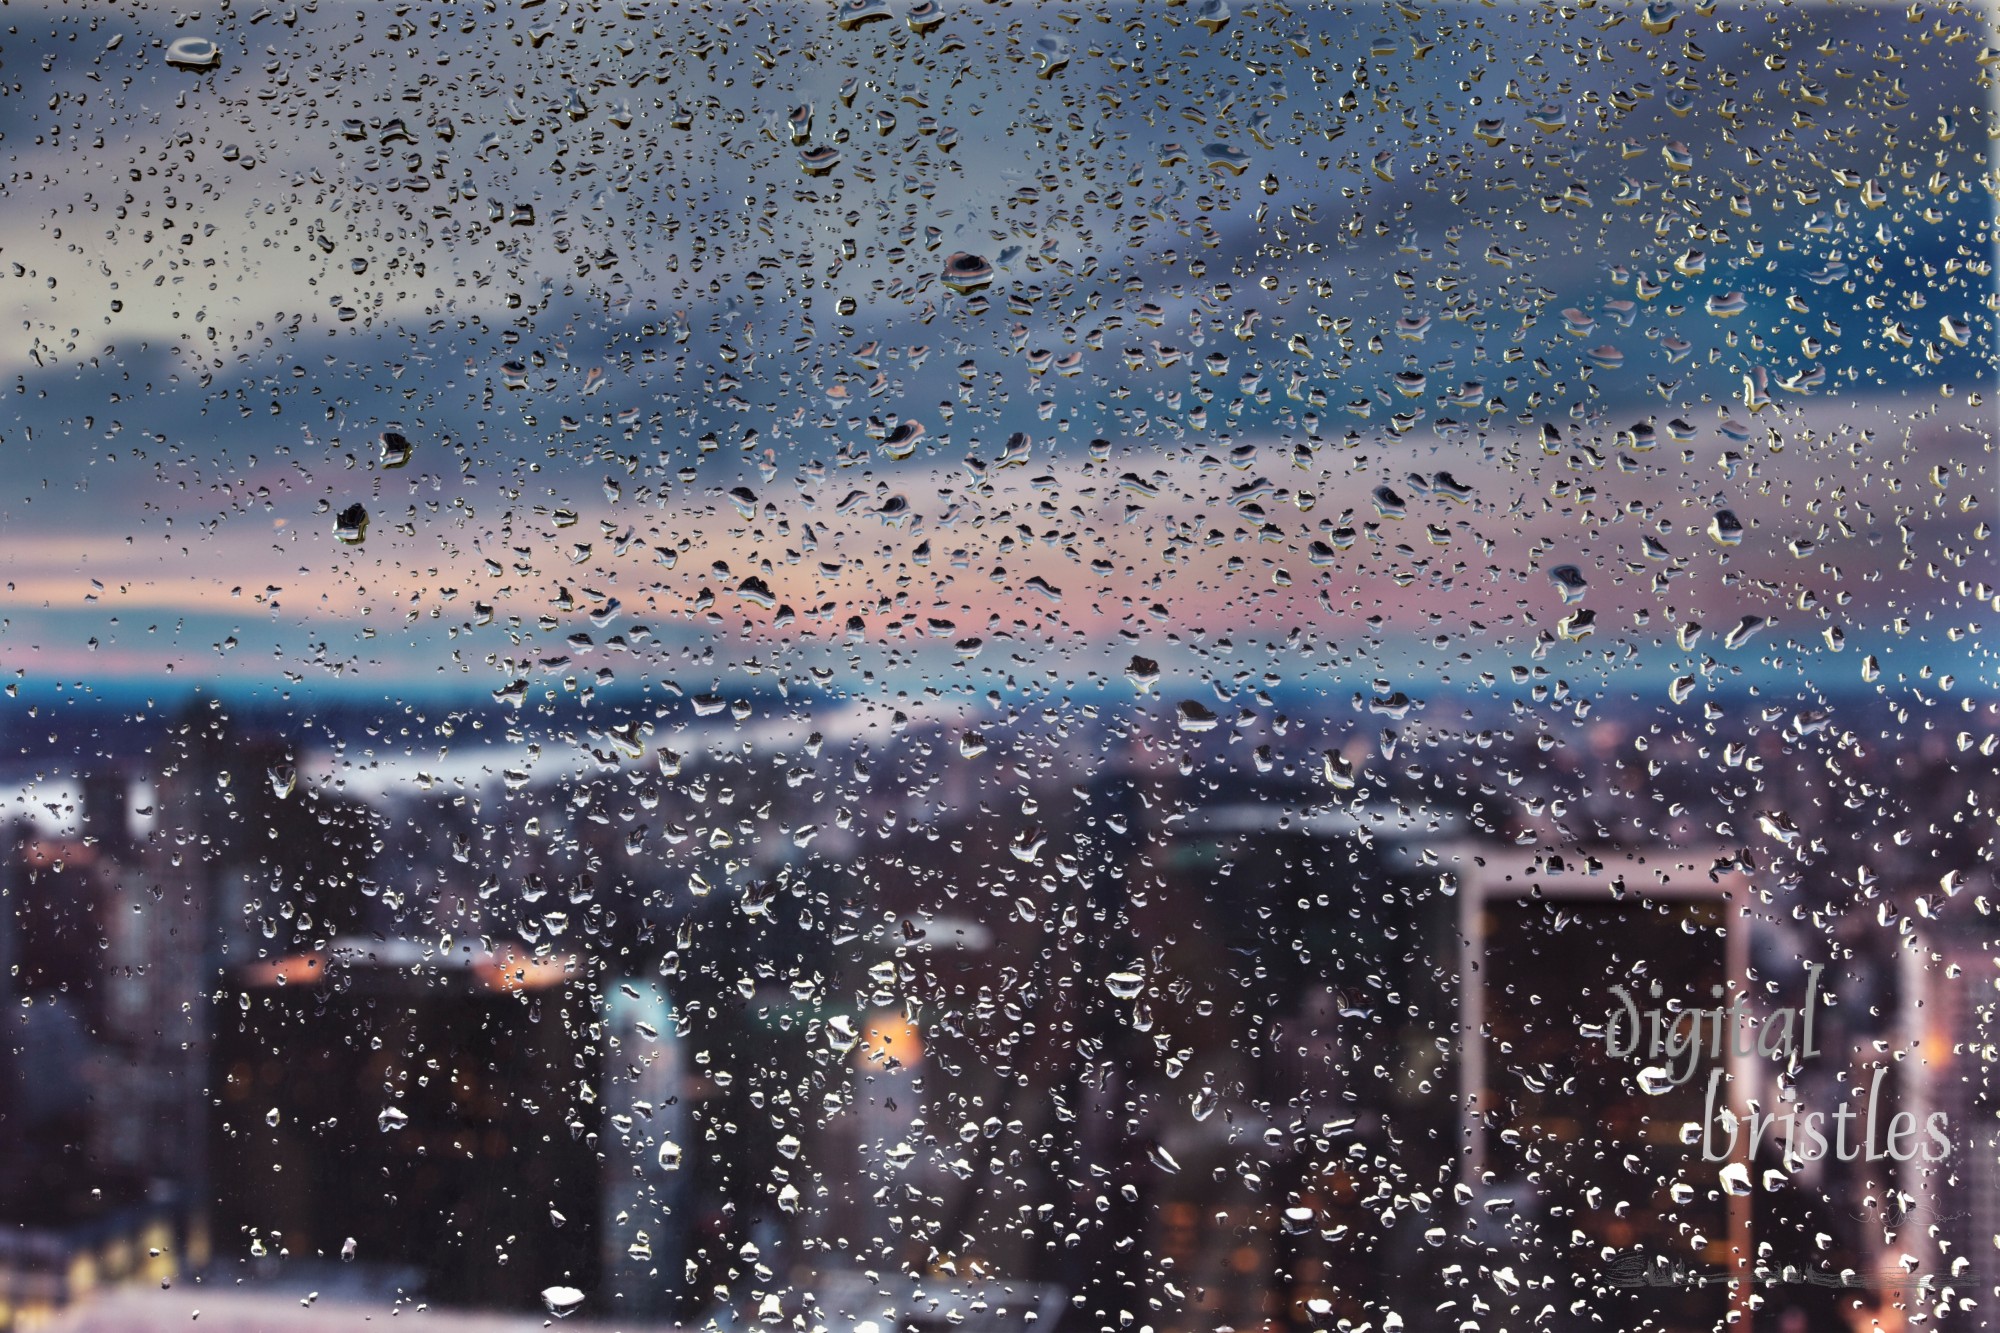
left=333, top=504, right=369, bottom=545
left=1031, top=35, right=1070, bottom=78
left=1432, top=471, right=1475, bottom=502
left=164, top=36, right=222, bottom=70
left=880, top=419, right=925, bottom=459
left=1722, top=615, right=1768, bottom=650
left=542, top=1286, right=585, bottom=1318
left=1175, top=701, right=1218, bottom=733
left=1201, top=142, right=1250, bottom=175
left=826, top=1015, right=858, bottom=1053
left=835, top=0, right=893, bottom=28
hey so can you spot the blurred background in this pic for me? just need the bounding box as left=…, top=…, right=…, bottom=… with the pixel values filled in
left=0, top=0, right=1996, bottom=1329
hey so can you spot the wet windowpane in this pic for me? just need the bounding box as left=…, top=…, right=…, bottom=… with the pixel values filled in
left=1, top=1, right=1996, bottom=1330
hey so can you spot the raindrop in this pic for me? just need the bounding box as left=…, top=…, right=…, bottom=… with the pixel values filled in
left=1176, top=700, right=1218, bottom=732
left=835, top=0, right=893, bottom=27
left=1031, top=34, right=1071, bottom=78
left=542, top=1286, right=585, bottom=1318
left=1548, top=565, right=1588, bottom=604
left=1106, top=971, right=1144, bottom=1001
left=1723, top=615, right=1768, bottom=650
left=941, top=252, right=995, bottom=294
left=164, top=36, right=222, bottom=70
left=333, top=504, right=369, bottom=545
left=1201, top=143, right=1250, bottom=175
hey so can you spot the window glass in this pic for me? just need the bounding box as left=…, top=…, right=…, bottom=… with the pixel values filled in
left=2, top=2, right=1995, bottom=1330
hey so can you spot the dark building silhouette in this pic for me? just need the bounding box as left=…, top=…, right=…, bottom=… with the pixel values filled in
left=209, top=945, right=601, bottom=1310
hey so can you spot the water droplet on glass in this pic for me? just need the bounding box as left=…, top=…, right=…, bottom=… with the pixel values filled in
left=881, top=419, right=926, bottom=460
left=1549, top=565, right=1588, bottom=603
left=835, top=0, right=893, bottom=29
left=1030, top=34, right=1070, bottom=79
left=1201, top=143, right=1250, bottom=175
left=164, top=36, right=222, bottom=70
left=542, top=1286, right=585, bottom=1318
left=1723, top=615, right=1768, bottom=650
left=941, top=252, right=994, bottom=294
left=333, top=504, right=369, bottom=545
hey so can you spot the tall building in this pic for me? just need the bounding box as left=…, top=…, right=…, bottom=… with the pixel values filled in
left=597, top=976, right=689, bottom=1317
left=209, top=942, right=601, bottom=1311
left=1909, top=931, right=1997, bottom=1326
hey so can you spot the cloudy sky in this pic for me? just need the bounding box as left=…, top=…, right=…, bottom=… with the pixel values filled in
left=0, top=0, right=1993, bottom=724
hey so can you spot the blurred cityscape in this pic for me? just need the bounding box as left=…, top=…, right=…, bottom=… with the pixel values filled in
left=0, top=688, right=1990, bottom=1333
left=0, top=0, right=1990, bottom=1329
